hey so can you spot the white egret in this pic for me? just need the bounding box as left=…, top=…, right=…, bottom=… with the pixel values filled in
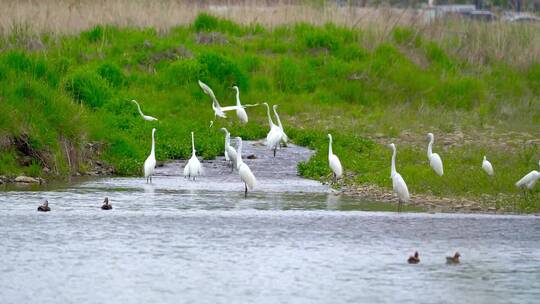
left=143, top=128, right=157, bottom=183
left=327, top=134, right=343, bottom=183
left=273, top=105, right=289, bottom=146
left=515, top=161, right=540, bottom=193
left=262, top=102, right=282, bottom=157
left=220, top=128, right=238, bottom=171
left=427, top=133, right=444, bottom=176
left=184, top=131, right=203, bottom=180
left=232, top=86, right=258, bottom=124
left=198, top=80, right=249, bottom=118
left=482, top=156, right=494, bottom=176
left=389, top=143, right=410, bottom=212
left=131, top=100, right=158, bottom=121
left=235, top=137, right=257, bottom=197
left=209, top=120, right=214, bottom=128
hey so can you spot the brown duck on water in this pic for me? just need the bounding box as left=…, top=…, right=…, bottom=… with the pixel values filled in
left=408, top=251, right=420, bottom=264
left=101, top=197, right=112, bottom=210
left=37, top=200, right=50, bottom=212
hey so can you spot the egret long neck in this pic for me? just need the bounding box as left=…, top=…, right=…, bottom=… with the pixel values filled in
left=264, top=104, right=274, bottom=127
left=135, top=101, right=144, bottom=117
left=225, top=132, right=230, bottom=146
left=273, top=107, right=283, bottom=129
left=328, top=137, right=333, bottom=157
left=150, top=130, right=155, bottom=157
left=427, top=137, right=433, bottom=157
left=391, top=146, right=397, bottom=177
left=237, top=139, right=243, bottom=164
left=235, top=88, right=241, bottom=106
left=191, top=132, right=195, bottom=156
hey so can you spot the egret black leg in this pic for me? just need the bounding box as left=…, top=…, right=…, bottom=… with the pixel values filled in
left=244, top=184, right=248, bottom=198
left=273, top=147, right=277, bottom=157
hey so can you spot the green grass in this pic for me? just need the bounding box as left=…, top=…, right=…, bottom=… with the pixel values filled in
left=0, top=13, right=539, bottom=211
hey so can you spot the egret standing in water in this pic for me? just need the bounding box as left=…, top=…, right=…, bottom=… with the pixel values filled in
left=184, top=132, right=203, bottom=180
left=131, top=100, right=158, bottom=121
left=220, top=128, right=237, bottom=171
left=482, top=156, right=494, bottom=176
left=427, top=133, right=444, bottom=176
left=232, top=86, right=258, bottom=124
left=262, top=103, right=282, bottom=157
left=389, top=143, right=410, bottom=212
left=327, top=134, right=342, bottom=183
left=235, top=137, right=257, bottom=197
left=273, top=105, right=288, bottom=146
left=144, top=128, right=157, bottom=183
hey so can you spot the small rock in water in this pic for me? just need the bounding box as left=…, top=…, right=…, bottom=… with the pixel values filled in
left=247, top=154, right=257, bottom=159
left=14, top=176, right=40, bottom=184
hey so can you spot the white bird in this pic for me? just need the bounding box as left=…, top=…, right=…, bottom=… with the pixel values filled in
left=389, top=143, right=410, bottom=212
left=327, top=134, right=343, bottom=183
left=183, top=131, right=203, bottom=180
left=273, top=105, right=289, bottom=146
left=232, top=86, right=258, bottom=124
left=220, top=128, right=238, bottom=171
left=482, top=156, right=494, bottom=176
left=235, top=137, right=257, bottom=197
left=263, top=102, right=283, bottom=157
left=198, top=80, right=249, bottom=119
left=427, top=133, right=444, bottom=176
left=143, top=128, right=157, bottom=183
left=209, top=120, right=214, bottom=128
left=516, top=161, right=540, bottom=191
left=131, top=100, right=158, bottom=121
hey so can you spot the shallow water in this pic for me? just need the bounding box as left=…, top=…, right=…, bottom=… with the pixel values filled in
left=1, top=142, right=540, bottom=304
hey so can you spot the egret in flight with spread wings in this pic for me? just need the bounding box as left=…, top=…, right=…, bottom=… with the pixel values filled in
left=131, top=100, right=158, bottom=121
left=220, top=128, right=238, bottom=171
left=327, top=134, right=342, bottom=183
left=183, top=132, right=203, bottom=180
left=235, top=137, right=256, bottom=197
left=273, top=105, right=288, bottom=146
left=198, top=80, right=253, bottom=119
left=389, top=143, right=410, bottom=212
left=232, top=86, right=258, bottom=124
left=427, top=133, right=444, bottom=176
left=262, top=102, right=283, bottom=157
left=143, top=128, right=157, bottom=183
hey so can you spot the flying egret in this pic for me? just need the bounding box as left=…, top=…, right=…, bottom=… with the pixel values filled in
left=482, top=156, right=494, bottom=176
left=143, top=128, right=157, bottom=183
left=198, top=80, right=248, bottom=119
left=262, top=102, right=282, bottom=157
left=389, top=143, right=410, bottom=212
left=327, top=134, right=343, bottom=183
left=184, top=132, right=203, bottom=180
left=427, top=133, right=444, bottom=176
left=220, top=128, right=238, bottom=171
left=131, top=100, right=158, bottom=121
left=273, top=105, right=289, bottom=146
left=235, top=137, right=257, bottom=197
left=515, top=160, right=540, bottom=196
left=232, top=86, right=258, bottom=124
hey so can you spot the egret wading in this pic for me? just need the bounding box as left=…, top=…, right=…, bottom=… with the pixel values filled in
left=143, top=128, right=157, bottom=183
left=220, top=128, right=238, bottom=171
left=184, top=132, right=203, bottom=181
left=262, top=102, right=282, bottom=157
left=389, top=143, right=410, bottom=212
left=273, top=105, right=288, bottom=146
left=235, top=137, right=257, bottom=197
left=327, top=134, right=343, bottom=183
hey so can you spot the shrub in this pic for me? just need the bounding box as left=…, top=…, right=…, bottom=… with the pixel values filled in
left=161, top=59, right=203, bottom=86
left=274, top=58, right=300, bottom=92
left=65, top=70, right=111, bottom=109
left=197, top=52, right=247, bottom=89
left=81, top=25, right=104, bottom=42
left=193, top=13, right=242, bottom=34
left=425, top=42, right=453, bottom=71
left=98, top=62, right=126, bottom=87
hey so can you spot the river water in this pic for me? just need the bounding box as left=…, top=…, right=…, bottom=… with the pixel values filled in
left=1, top=141, right=539, bottom=304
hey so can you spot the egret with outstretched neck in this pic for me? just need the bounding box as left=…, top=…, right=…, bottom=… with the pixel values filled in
left=482, top=156, right=494, bottom=176
left=131, top=100, right=158, bottom=121
left=327, top=134, right=342, bottom=183
left=235, top=137, right=256, bottom=197
left=220, top=128, right=238, bottom=171
left=184, top=132, right=203, bottom=180
left=143, top=128, right=157, bottom=183
left=263, top=102, right=282, bottom=157
left=427, top=133, right=444, bottom=176
left=273, top=105, right=289, bottom=146
left=389, top=143, right=410, bottom=212
left=232, top=86, right=258, bottom=124
left=198, top=80, right=252, bottom=119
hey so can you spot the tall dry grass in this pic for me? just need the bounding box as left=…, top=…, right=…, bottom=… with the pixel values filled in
left=1, top=0, right=540, bottom=66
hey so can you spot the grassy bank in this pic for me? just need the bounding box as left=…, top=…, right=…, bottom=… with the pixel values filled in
left=0, top=13, right=538, bottom=211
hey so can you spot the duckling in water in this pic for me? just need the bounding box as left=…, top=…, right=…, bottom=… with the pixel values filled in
left=446, top=252, right=461, bottom=264
left=37, top=200, right=50, bottom=212
left=408, top=251, right=420, bottom=264
left=101, top=197, right=112, bottom=210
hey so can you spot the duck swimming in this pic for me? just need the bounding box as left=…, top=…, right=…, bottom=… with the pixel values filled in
left=37, top=200, right=50, bottom=212
left=446, top=252, right=461, bottom=264
left=408, top=251, right=420, bottom=264
left=101, top=197, right=112, bottom=210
